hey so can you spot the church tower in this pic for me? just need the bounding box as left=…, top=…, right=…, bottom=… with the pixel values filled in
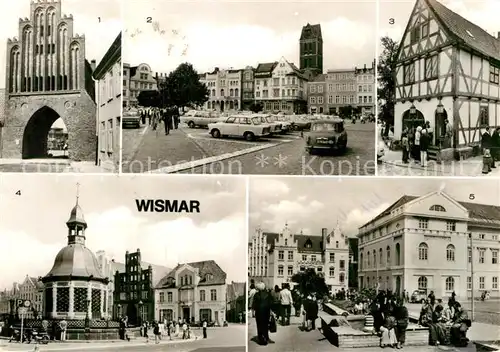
left=299, top=23, right=323, bottom=77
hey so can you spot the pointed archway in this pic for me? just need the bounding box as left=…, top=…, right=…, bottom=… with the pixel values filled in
left=22, top=106, right=66, bottom=159
left=402, top=108, right=425, bottom=131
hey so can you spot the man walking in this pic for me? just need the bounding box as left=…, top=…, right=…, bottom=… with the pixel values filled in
left=279, top=283, right=293, bottom=326
left=164, top=108, right=171, bottom=135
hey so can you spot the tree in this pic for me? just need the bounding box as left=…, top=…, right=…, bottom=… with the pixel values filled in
left=291, top=268, right=329, bottom=298
left=137, top=90, right=161, bottom=107
left=378, top=36, right=400, bottom=127
left=249, top=102, right=263, bottom=113
left=160, top=63, right=209, bottom=110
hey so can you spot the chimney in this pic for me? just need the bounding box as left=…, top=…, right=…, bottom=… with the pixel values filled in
left=364, top=64, right=366, bottom=69
left=322, top=228, right=328, bottom=247
left=90, top=59, right=96, bottom=71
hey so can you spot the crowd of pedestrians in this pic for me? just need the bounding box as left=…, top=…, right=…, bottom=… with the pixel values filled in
left=138, top=107, right=181, bottom=135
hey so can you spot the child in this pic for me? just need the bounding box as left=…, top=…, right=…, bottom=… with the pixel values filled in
left=182, top=321, right=188, bottom=339
left=202, top=320, right=207, bottom=338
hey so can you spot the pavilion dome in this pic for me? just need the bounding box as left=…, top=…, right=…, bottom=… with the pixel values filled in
left=43, top=244, right=106, bottom=283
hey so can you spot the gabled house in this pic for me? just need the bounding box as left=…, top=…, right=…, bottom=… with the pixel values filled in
left=254, top=57, right=308, bottom=114
left=154, top=260, right=227, bottom=326
left=393, top=0, right=500, bottom=159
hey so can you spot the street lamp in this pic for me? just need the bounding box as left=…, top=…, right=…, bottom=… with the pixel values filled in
left=436, top=102, right=444, bottom=114
left=409, top=103, right=416, bottom=115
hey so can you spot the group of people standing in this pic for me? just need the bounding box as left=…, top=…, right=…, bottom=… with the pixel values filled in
left=248, top=280, right=320, bottom=346
left=418, top=292, right=471, bottom=347
left=369, top=290, right=409, bottom=349
left=138, top=107, right=180, bottom=135
left=400, top=120, right=441, bottom=167
left=481, top=126, right=500, bottom=171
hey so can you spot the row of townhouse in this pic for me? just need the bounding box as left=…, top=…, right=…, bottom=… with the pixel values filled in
left=308, top=60, right=376, bottom=116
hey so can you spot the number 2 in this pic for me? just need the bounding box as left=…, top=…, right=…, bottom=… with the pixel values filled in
left=146, top=17, right=152, bottom=23
left=15, top=190, right=21, bottom=195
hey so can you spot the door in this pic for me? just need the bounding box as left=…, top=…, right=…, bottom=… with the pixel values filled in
left=224, top=117, right=238, bottom=135
left=215, top=311, right=219, bottom=326
left=396, top=276, right=401, bottom=295
left=182, top=307, right=190, bottom=322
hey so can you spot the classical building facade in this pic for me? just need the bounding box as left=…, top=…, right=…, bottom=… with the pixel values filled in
left=122, top=63, right=157, bottom=108
left=41, top=194, right=109, bottom=320
left=324, top=69, right=357, bottom=115
left=1, top=0, right=97, bottom=161
left=254, top=57, right=308, bottom=113
left=358, top=191, right=500, bottom=301
left=393, top=0, right=500, bottom=155
left=200, top=68, right=242, bottom=112
left=93, top=32, right=121, bottom=172
left=299, top=23, right=323, bottom=78
left=355, top=61, right=376, bottom=116
left=154, top=260, right=227, bottom=326
left=307, top=74, right=326, bottom=114
left=241, top=66, right=255, bottom=110
left=249, top=224, right=350, bottom=293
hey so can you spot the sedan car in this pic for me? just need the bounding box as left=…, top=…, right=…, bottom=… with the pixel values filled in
left=208, top=116, right=272, bottom=141
left=305, top=119, right=347, bottom=154
left=254, top=115, right=282, bottom=134
left=411, top=290, right=428, bottom=303
left=181, top=110, right=221, bottom=128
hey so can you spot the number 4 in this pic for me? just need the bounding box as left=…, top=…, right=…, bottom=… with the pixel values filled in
left=15, top=190, right=21, bottom=195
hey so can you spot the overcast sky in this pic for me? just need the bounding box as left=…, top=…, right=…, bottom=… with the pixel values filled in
left=123, top=0, right=376, bottom=75
left=0, top=175, right=247, bottom=290
left=379, top=0, right=500, bottom=42
left=0, top=0, right=121, bottom=89
left=249, top=177, right=499, bottom=239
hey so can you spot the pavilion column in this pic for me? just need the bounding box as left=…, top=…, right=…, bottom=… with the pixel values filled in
left=87, top=283, right=92, bottom=319
left=52, top=286, right=57, bottom=317
left=100, top=286, right=105, bottom=319
left=68, top=283, right=74, bottom=318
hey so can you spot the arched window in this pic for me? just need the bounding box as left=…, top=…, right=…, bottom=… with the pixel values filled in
left=235, top=88, right=239, bottom=96
left=386, top=246, right=391, bottom=266
left=430, top=204, right=446, bottom=212
left=418, top=243, right=428, bottom=260
left=418, top=276, right=427, bottom=290
left=230, top=88, right=234, bottom=96
left=372, top=250, right=376, bottom=267
left=360, top=253, right=363, bottom=270
left=445, top=277, right=455, bottom=291
left=211, top=89, right=215, bottom=96
left=220, top=89, right=224, bottom=96
left=446, top=244, right=455, bottom=261
left=395, top=243, right=401, bottom=266
left=367, top=251, right=370, bottom=267
left=379, top=248, right=383, bottom=265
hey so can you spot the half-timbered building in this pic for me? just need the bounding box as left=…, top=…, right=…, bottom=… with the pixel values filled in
left=393, top=0, right=500, bottom=158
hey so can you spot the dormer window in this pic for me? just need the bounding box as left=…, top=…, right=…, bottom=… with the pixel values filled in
left=205, top=273, right=213, bottom=281
left=430, top=204, right=446, bottom=212
left=304, top=239, right=312, bottom=249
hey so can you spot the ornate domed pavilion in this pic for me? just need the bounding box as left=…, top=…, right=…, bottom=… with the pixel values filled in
left=42, top=188, right=109, bottom=320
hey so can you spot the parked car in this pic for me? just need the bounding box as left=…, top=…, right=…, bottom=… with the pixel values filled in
left=208, top=116, right=272, bottom=141
left=181, top=110, right=221, bottom=128
left=290, top=115, right=311, bottom=131
left=255, top=115, right=282, bottom=134
left=411, top=290, right=427, bottom=303
left=122, top=110, right=140, bottom=129
left=272, top=115, right=292, bottom=133
left=305, top=119, right=347, bottom=154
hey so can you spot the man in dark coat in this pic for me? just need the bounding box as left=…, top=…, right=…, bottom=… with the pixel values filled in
left=491, top=127, right=500, bottom=167
left=252, top=282, right=275, bottom=345
left=481, top=127, right=492, bottom=153
left=164, top=109, right=171, bottom=135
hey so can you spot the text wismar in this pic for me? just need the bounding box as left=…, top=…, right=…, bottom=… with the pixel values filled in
left=135, top=199, right=200, bottom=213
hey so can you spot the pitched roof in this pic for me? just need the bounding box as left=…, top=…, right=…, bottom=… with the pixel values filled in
left=155, top=260, right=226, bottom=289
left=426, top=0, right=500, bottom=61
left=255, top=62, right=278, bottom=73
left=300, top=24, right=322, bottom=40
left=310, top=74, right=326, bottom=82
left=263, top=232, right=330, bottom=253
left=361, top=194, right=500, bottom=228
